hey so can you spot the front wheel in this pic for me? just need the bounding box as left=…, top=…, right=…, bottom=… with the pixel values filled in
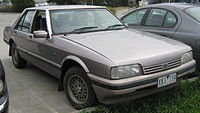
left=64, top=66, right=97, bottom=109
left=11, top=43, right=27, bottom=68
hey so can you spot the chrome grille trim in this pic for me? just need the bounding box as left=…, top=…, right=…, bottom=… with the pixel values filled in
left=143, top=59, right=181, bottom=74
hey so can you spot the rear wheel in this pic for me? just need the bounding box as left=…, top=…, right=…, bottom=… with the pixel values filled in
left=11, top=43, right=27, bottom=68
left=63, top=66, right=97, bottom=109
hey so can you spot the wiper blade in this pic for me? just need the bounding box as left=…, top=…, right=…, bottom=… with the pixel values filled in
left=106, top=24, right=125, bottom=30
left=64, top=26, right=98, bottom=36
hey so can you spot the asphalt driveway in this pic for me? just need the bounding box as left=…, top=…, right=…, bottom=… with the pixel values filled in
left=0, top=13, right=75, bottom=113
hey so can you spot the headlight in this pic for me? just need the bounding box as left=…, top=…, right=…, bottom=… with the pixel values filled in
left=0, top=79, right=4, bottom=93
left=181, top=51, right=193, bottom=64
left=111, top=64, right=143, bottom=79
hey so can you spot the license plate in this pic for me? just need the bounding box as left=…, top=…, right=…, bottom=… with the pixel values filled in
left=157, top=73, right=177, bottom=88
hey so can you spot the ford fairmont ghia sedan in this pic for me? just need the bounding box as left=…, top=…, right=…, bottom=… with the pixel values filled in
left=3, top=6, right=196, bottom=109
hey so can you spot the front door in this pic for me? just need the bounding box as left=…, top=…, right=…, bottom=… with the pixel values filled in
left=29, top=10, right=61, bottom=77
left=121, top=8, right=148, bottom=30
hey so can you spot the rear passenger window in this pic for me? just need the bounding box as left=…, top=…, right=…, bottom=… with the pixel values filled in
left=16, top=11, right=35, bottom=33
left=122, top=9, right=147, bottom=25
left=21, top=11, right=35, bottom=32
left=145, top=9, right=167, bottom=27
left=163, top=12, right=177, bottom=28
left=16, top=15, right=25, bottom=31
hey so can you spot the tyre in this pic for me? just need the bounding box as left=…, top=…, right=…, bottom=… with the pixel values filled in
left=64, top=66, right=97, bottom=109
left=11, top=43, right=27, bottom=68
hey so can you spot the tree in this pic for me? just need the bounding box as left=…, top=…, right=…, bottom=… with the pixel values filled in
left=10, top=0, right=14, bottom=4
left=121, top=0, right=128, bottom=6
left=11, top=0, right=35, bottom=12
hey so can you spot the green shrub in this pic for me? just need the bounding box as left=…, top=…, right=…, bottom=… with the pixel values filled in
left=0, top=5, right=13, bottom=12
left=106, top=6, right=116, bottom=14
left=80, top=78, right=200, bottom=113
left=11, top=0, right=35, bottom=13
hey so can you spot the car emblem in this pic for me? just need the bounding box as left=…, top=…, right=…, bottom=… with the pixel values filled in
left=162, top=63, right=168, bottom=69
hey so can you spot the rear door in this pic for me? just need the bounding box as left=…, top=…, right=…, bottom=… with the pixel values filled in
left=140, top=8, right=178, bottom=38
left=13, top=10, right=36, bottom=60
left=121, top=8, right=149, bottom=30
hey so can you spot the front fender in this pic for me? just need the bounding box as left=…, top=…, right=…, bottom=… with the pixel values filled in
left=61, top=55, right=89, bottom=73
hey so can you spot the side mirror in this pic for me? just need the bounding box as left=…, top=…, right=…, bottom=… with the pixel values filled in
left=33, top=30, right=48, bottom=38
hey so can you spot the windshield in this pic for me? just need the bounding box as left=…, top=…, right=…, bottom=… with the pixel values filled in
left=50, top=8, right=124, bottom=34
left=184, top=7, right=200, bottom=22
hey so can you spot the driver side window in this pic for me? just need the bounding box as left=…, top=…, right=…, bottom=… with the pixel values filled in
left=32, top=11, right=47, bottom=32
left=122, top=9, right=147, bottom=25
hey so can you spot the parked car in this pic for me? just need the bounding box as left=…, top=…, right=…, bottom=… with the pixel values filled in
left=121, top=3, right=200, bottom=69
left=3, top=5, right=196, bottom=109
left=0, top=60, right=9, bottom=113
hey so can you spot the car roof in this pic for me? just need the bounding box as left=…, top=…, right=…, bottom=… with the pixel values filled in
left=144, top=3, right=200, bottom=10
left=26, top=5, right=105, bottom=10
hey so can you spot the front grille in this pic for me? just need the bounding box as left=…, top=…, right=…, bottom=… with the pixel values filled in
left=143, top=59, right=181, bottom=74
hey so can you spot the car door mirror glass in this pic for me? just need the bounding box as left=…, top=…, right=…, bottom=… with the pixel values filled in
left=33, top=30, right=48, bottom=38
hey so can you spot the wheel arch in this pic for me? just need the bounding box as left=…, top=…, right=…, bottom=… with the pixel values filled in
left=58, top=55, right=90, bottom=91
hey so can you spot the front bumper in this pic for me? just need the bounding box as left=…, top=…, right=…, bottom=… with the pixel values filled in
left=88, top=60, right=196, bottom=104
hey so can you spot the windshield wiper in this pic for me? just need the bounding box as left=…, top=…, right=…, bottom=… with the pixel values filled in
left=106, top=24, right=125, bottom=30
left=64, top=26, right=98, bottom=36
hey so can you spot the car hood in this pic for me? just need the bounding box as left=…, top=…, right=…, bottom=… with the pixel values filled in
left=62, top=29, right=191, bottom=66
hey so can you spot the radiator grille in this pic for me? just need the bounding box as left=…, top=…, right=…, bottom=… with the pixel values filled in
left=143, top=59, right=181, bottom=74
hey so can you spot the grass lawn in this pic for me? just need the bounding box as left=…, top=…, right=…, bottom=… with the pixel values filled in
left=82, top=75, right=200, bottom=113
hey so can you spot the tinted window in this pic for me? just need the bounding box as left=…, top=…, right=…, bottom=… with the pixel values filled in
left=145, top=9, right=167, bottom=27
left=21, top=11, right=35, bottom=32
left=122, top=9, right=147, bottom=25
left=185, top=7, right=200, bottom=22
left=163, top=12, right=177, bottom=28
